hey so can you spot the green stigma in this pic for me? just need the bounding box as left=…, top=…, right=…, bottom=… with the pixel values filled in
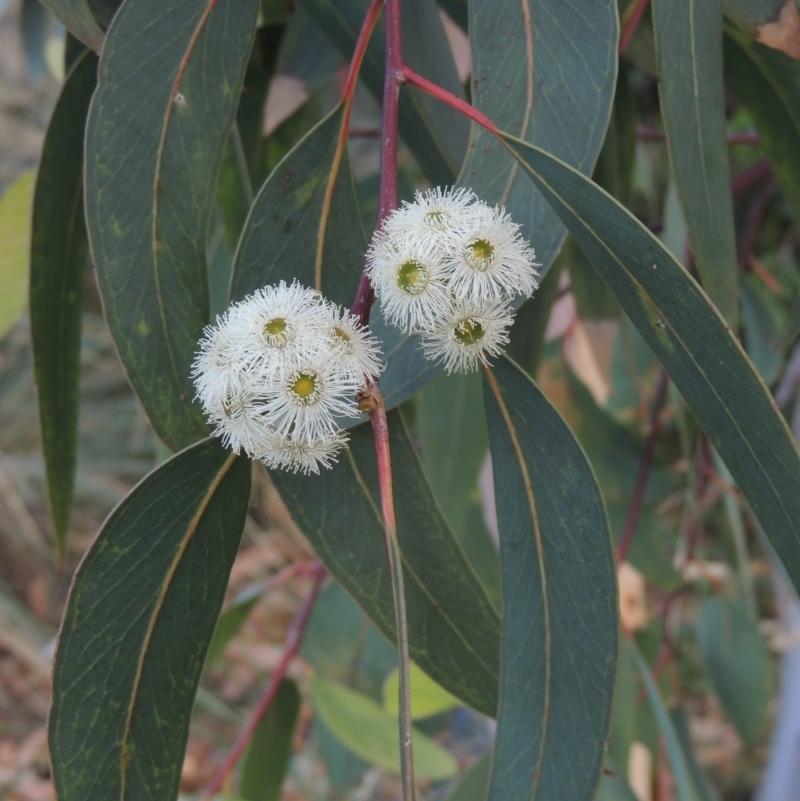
left=332, top=326, right=351, bottom=343
left=424, top=210, right=448, bottom=230
left=264, top=316, right=291, bottom=346
left=468, top=238, right=495, bottom=267
left=289, top=372, right=320, bottom=405
left=454, top=318, right=485, bottom=345
left=397, top=260, right=428, bottom=295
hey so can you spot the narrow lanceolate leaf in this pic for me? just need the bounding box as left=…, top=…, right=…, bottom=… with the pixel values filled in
left=272, top=412, right=501, bottom=717
left=0, top=171, right=34, bottom=338
left=39, top=0, right=104, bottom=52
left=298, top=0, right=468, bottom=186
left=30, top=52, right=96, bottom=556
left=50, top=439, right=251, bottom=801
left=85, top=0, right=259, bottom=451
left=724, top=26, right=800, bottom=224
left=482, top=357, right=618, bottom=801
left=230, top=104, right=364, bottom=309
left=239, top=679, right=301, bottom=801
left=500, top=132, right=800, bottom=595
left=380, top=0, right=619, bottom=408
left=696, top=597, right=772, bottom=744
left=652, top=0, right=738, bottom=325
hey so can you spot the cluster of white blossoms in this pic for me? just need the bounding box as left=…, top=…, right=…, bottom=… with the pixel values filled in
left=366, top=187, right=539, bottom=372
left=192, top=281, right=382, bottom=474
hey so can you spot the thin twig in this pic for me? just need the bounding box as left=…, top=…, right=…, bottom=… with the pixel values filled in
left=619, top=0, right=650, bottom=53
left=637, top=126, right=760, bottom=146
left=359, top=383, right=416, bottom=801
left=202, top=564, right=327, bottom=800
left=616, top=370, right=669, bottom=564
left=731, top=159, right=773, bottom=196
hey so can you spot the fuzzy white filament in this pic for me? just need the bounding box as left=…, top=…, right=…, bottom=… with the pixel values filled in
left=192, top=281, right=382, bottom=473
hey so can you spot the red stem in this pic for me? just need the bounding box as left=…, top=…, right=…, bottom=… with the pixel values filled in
left=739, top=178, right=775, bottom=268
left=731, top=158, right=773, bottom=196
left=637, top=126, right=760, bottom=145
left=619, top=0, right=650, bottom=53
left=202, top=564, right=327, bottom=800
left=616, top=370, right=669, bottom=564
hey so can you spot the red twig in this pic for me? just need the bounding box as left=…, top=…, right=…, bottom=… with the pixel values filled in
left=619, top=0, right=650, bottom=53
left=739, top=178, right=775, bottom=269
left=202, top=564, right=327, bottom=800
left=731, top=159, right=774, bottom=196
left=616, top=370, right=670, bottom=564
left=637, top=126, right=760, bottom=146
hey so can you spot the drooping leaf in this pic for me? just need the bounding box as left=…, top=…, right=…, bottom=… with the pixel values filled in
left=696, top=596, right=772, bottom=744
left=628, top=640, right=702, bottom=801
left=37, top=0, right=104, bottom=53
left=652, top=0, right=738, bottom=325
left=85, top=0, right=259, bottom=451
left=230, top=104, right=364, bottom=309
left=725, top=26, right=800, bottom=224
left=482, top=357, right=618, bottom=801
left=50, top=439, right=252, bottom=801
left=418, top=371, right=488, bottom=537
left=298, top=0, right=469, bottom=186
left=30, top=52, right=96, bottom=556
left=0, top=171, right=34, bottom=337
left=499, top=131, right=800, bottom=596
left=380, top=0, right=619, bottom=407
left=239, top=679, right=301, bottom=801
left=310, top=677, right=458, bottom=780
left=382, top=662, right=460, bottom=720
left=271, top=412, right=501, bottom=718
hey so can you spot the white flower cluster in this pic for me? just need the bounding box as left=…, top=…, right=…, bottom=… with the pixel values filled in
left=366, top=187, right=539, bottom=372
left=192, top=281, right=382, bottom=474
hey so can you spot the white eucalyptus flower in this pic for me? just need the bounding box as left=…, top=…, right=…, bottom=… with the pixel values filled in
left=206, top=383, right=272, bottom=456
left=325, top=305, right=384, bottom=386
left=258, top=429, right=349, bottom=475
left=366, top=234, right=450, bottom=332
left=443, top=202, right=539, bottom=301
left=191, top=320, right=249, bottom=411
left=382, top=186, right=479, bottom=249
left=263, top=355, right=362, bottom=442
left=421, top=297, right=514, bottom=373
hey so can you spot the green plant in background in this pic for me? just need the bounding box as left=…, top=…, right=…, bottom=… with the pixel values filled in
left=4, top=0, right=800, bottom=798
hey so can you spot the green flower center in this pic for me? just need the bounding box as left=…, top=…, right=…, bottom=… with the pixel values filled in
left=332, top=326, right=351, bottom=343
left=453, top=318, right=485, bottom=345
left=466, top=238, right=495, bottom=271
left=289, top=372, right=321, bottom=405
left=263, top=316, right=292, bottom=347
left=424, top=209, right=449, bottom=230
left=397, top=260, right=428, bottom=295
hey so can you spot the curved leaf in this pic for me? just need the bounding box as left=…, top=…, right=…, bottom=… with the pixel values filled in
left=50, top=439, right=251, bottom=801
left=724, top=25, right=800, bottom=224
left=297, top=0, right=468, bottom=186
left=39, top=0, right=104, bottom=52
left=311, top=677, right=458, bottom=780
left=500, top=131, right=800, bottom=596
left=230, top=103, right=364, bottom=308
left=380, top=0, right=618, bottom=407
left=85, top=0, right=259, bottom=451
left=653, top=0, right=738, bottom=325
left=271, top=412, right=501, bottom=717
left=482, top=357, right=618, bottom=801
left=30, top=52, right=97, bottom=555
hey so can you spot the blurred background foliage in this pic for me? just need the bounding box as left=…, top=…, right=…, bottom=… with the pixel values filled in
left=2, top=0, right=800, bottom=799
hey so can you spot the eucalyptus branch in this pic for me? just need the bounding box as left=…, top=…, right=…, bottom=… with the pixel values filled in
left=203, top=564, right=327, bottom=800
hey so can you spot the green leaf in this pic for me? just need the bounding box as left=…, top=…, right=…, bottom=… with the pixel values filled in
left=298, top=0, right=468, bottom=186
left=239, top=679, right=300, bottom=801
left=725, top=26, right=800, bottom=224
left=271, top=412, right=501, bottom=718
left=0, top=171, right=33, bottom=337
left=696, top=596, right=772, bottom=744
left=30, top=52, right=96, bottom=556
left=230, top=104, right=364, bottom=309
left=85, top=0, right=259, bottom=451
left=38, top=0, right=104, bottom=52
left=482, top=357, right=618, bottom=801
left=310, top=677, right=458, bottom=780
left=499, top=131, right=800, bottom=596
left=628, top=639, right=702, bottom=801
left=446, top=752, right=492, bottom=801
left=49, top=439, right=251, bottom=801
left=723, top=0, right=785, bottom=35
left=380, top=0, right=619, bottom=407
left=382, top=662, right=460, bottom=720
left=418, top=371, right=488, bottom=537
left=669, top=706, right=718, bottom=801
left=740, top=276, right=784, bottom=385
left=205, top=584, right=263, bottom=668
left=653, top=0, right=738, bottom=325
